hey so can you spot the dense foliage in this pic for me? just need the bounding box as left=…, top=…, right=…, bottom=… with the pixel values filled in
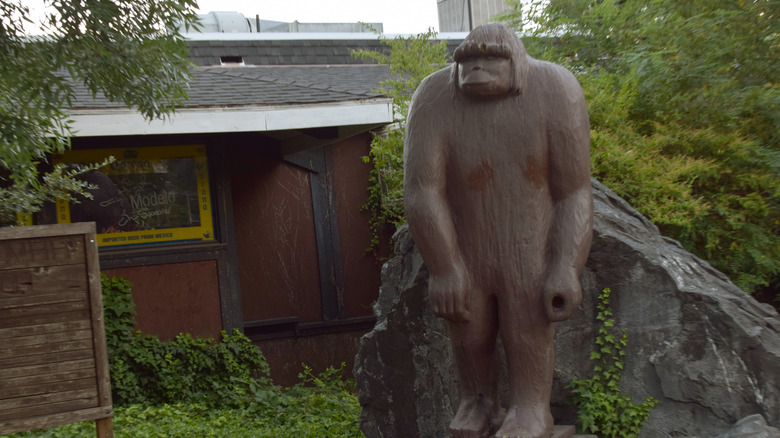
left=4, top=275, right=363, bottom=437
left=101, top=274, right=272, bottom=406
left=568, top=288, right=657, bottom=437
left=0, top=0, right=197, bottom=224
left=6, top=366, right=362, bottom=438
left=352, top=29, right=449, bottom=251
left=497, top=0, right=779, bottom=297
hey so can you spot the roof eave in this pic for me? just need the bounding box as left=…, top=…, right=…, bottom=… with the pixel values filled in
left=67, top=98, right=393, bottom=137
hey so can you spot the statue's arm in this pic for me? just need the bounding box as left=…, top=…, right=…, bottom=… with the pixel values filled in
left=544, top=68, right=594, bottom=322
left=403, top=79, right=470, bottom=321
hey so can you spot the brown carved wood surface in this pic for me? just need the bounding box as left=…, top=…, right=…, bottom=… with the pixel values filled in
left=0, top=223, right=112, bottom=436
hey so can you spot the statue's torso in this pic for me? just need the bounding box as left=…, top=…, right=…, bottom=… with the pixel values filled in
left=441, top=89, right=553, bottom=284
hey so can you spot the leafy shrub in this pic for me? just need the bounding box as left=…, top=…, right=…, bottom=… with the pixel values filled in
left=6, top=365, right=363, bottom=438
left=352, top=29, right=449, bottom=251
left=568, top=288, right=657, bottom=437
left=246, top=363, right=363, bottom=437
left=100, top=274, right=272, bottom=406
left=497, top=0, right=780, bottom=298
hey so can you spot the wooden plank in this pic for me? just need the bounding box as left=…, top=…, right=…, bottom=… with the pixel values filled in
left=3, top=328, right=93, bottom=349
left=0, top=387, right=98, bottom=412
left=0, top=309, right=90, bottom=329
left=0, top=358, right=94, bottom=380
left=84, top=229, right=113, bottom=411
left=1, top=291, right=88, bottom=310
left=0, top=406, right=112, bottom=435
left=0, top=339, right=94, bottom=360
left=1, top=366, right=96, bottom=394
left=0, top=300, right=90, bottom=319
left=0, top=390, right=99, bottom=421
left=0, top=223, right=97, bottom=241
left=0, top=319, right=92, bottom=338
left=0, top=348, right=93, bottom=369
left=0, top=264, right=88, bottom=298
left=0, top=235, right=85, bottom=271
left=309, top=151, right=343, bottom=321
left=0, top=377, right=96, bottom=400
left=212, top=148, right=245, bottom=333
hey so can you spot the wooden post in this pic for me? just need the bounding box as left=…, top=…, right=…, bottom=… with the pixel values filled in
left=96, top=417, right=114, bottom=438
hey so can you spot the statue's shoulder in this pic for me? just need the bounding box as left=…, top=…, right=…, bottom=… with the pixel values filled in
left=526, top=58, right=585, bottom=108
left=411, top=67, right=454, bottom=104
left=527, top=58, right=582, bottom=92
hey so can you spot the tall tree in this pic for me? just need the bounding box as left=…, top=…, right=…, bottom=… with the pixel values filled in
left=498, top=0, right=779, bottom=297
left=0, top=0, right=198, bottom=225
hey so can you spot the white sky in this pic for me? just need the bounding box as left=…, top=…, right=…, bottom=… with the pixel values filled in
left=194, top=0, right=440, bottom=34
left=18, top=0, right=440, bottom=35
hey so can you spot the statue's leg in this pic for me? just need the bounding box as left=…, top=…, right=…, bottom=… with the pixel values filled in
left=494, top=295, right=555, bottom=438
left=448, top=291, right=503, bottom=438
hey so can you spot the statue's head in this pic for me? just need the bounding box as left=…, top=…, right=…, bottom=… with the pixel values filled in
left=452, top=23, right=529, bottom=99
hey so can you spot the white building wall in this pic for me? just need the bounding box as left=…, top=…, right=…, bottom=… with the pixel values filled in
left=437, top=0, right=469, bottom=32
left=437, top=0, right=513, bottom=32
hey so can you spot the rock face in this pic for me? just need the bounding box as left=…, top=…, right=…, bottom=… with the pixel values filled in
left=354, top=179, right=780, bottom=438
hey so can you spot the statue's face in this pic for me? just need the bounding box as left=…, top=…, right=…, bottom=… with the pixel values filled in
left=457, top=55, right=512, bottom=99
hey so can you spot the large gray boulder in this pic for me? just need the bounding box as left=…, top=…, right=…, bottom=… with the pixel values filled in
left=354, top=179, right=780, bottom=438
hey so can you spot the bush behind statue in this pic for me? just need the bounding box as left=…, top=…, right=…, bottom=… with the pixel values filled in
left=497, top=0, right=779, bottom=298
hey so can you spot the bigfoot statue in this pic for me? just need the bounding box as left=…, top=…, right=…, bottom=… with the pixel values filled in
left=403, top=23, right=593, bottom=438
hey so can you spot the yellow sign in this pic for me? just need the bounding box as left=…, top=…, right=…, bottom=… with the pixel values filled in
left=15, top=212, right=33, bottom=226
left=56, top=145, right=214, bottom=248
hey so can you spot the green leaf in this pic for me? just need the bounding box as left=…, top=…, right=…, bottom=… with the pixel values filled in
left=562, top=288, right=655, bottom=437
left=0, top=0, right=197, bottom=224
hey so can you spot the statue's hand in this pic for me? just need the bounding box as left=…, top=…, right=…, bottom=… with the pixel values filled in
left=428, top=265, right=471, bottom=322
left=543, top=270, right=582, bottom=322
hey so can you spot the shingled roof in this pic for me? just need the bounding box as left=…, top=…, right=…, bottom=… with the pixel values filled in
left=69, top=34, right=467, bottom=111
left=69, top=65, right=393, bottom=110
left=67, top=34, right=463, bottom=137
left=186, top=36, right=463, bottom=66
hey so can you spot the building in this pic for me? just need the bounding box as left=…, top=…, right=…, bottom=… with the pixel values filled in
left=437, top=0, right=513, bottom=32
left=46, top=35, right=392, bottom=384
left=30, top=27, right=463, bottom=384
left=190, top=11, right=383, bottom=34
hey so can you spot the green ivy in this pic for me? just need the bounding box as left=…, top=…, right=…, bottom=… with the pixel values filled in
left=568, top=288, right=657, bottom=437
left=100, top=274, right=272, bottom=407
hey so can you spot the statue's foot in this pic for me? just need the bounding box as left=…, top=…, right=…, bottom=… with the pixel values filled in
left=493, top=405, right=553, bottom=438
left=449, top=396, right=503, bottom=438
